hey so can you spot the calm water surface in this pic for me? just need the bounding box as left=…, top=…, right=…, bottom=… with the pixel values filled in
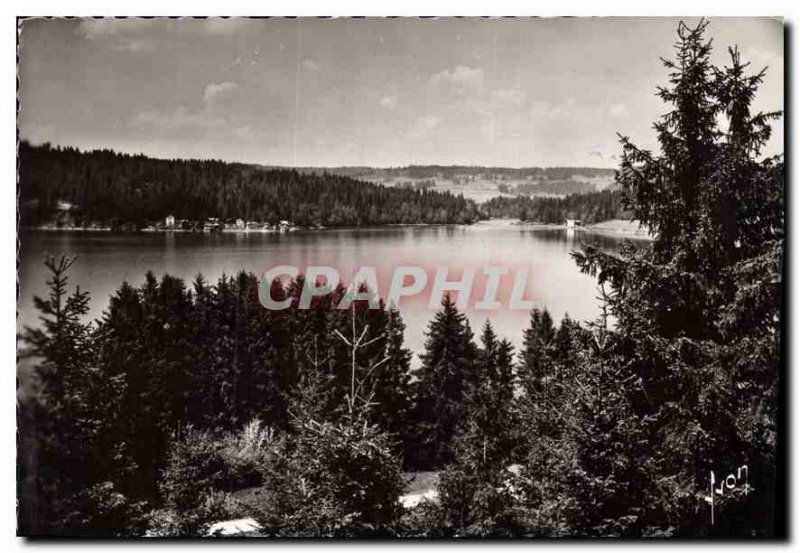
left=18, top=221, right=640, bottom=366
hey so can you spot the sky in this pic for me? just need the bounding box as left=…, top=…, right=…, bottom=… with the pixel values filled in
left=18, top=17, right=784, bottom=168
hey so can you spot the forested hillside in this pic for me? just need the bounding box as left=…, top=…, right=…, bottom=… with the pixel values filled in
left=483, top=189, right=630, bottom=224
left=18, top=142, right=481, bottom=229
left=293, top=164, right=614, bottom=183
left=295, top=164, right=615, bottom=202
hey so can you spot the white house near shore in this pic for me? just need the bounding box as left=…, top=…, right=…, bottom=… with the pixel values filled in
left=165, top=214, right=176, bottom=228
left=566, top=218, right=581, bottom=228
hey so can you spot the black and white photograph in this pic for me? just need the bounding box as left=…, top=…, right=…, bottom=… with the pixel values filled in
left=13, top=12, right=787, bottom=539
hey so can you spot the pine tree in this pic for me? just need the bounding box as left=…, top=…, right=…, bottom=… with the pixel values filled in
left=518, top=308, right=556, bottom=399
left=459, top=321, right=517, bottom=472
left=514, top=311, right=585, bottom=536
left=432, top=321, right=522, bottom=537
left=92, top=281, right=152, bottom=514
left=369, top=307, right=413, bottom=449
left=18, top=256, right=99, bottom=534
left=564, top=315, right=653, bottom=537
left=409, top=294, right=477, bottom=470
left=573, top=19, right=783, bottom=536
left=259, top=306, right=407, bottom=537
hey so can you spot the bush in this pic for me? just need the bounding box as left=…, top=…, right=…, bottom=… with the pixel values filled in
left=399, top=499, right=444, bottom=538
left=71, top=481, right=150, bottom=537
left=219, top=419, right=276, bottom=490
left=158, top=427, right=229, bottom=513
left=254, top=416, right=405, bottom=537
left=147, top=490, right=246, bottom=537
left=434, top=465, right=524, bottom=537
left=148, top=422, right=273, bottom=536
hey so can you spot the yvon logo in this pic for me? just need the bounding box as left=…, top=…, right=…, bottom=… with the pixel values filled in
left=704, top=465, right=750, bottom=526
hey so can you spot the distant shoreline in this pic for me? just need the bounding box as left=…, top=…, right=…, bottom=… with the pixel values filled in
left=511, top=218, right=654, bottom=240
left=20, top=218, right=654, bottom=239
left=19, top=223, right=457, bottom=234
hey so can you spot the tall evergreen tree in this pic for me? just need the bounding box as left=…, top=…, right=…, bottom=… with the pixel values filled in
left=458, top=321, right=517, bottom=472
left=18, top=256, right=105, bottom=534
left=409, top=294, right=477, bottom=470
left=573, top=19, right=783, bottom=536
left=433, top=321, right=521, bottom=536
left=370, top=307, right=413, bottom=448
left=518, top=308, right=556, bottom=399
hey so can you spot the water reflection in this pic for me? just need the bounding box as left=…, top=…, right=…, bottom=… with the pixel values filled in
left=18, top=225, right=634, bottom=366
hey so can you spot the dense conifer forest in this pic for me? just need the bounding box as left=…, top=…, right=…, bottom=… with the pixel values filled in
left=17, top=139, right=634, bottom=230
left=18, top=142, right=482, bottom=229
left=311, top=165, right=614, bottom=182
left=17, top=21, right=784, bottom=537
left=482, top=189, right=629, bottom=224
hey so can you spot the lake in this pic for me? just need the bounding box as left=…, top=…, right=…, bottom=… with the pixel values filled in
left=18, top=220, right=641, bottom=368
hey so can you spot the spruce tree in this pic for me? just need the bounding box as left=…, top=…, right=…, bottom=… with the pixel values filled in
left=410, top=294, right=477, bottom=469
left=573, top=19, right=783, bottom=536
left=518, top=308, right=556, bottom=399
left=433, top=321, right=522, bottom=537
left=19, top=256, right=104, bottom=534
left=370, top=306, right=413, bottom=448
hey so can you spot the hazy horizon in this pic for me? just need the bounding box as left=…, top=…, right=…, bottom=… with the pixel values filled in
left=18, top=137, right=620, bottom=170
